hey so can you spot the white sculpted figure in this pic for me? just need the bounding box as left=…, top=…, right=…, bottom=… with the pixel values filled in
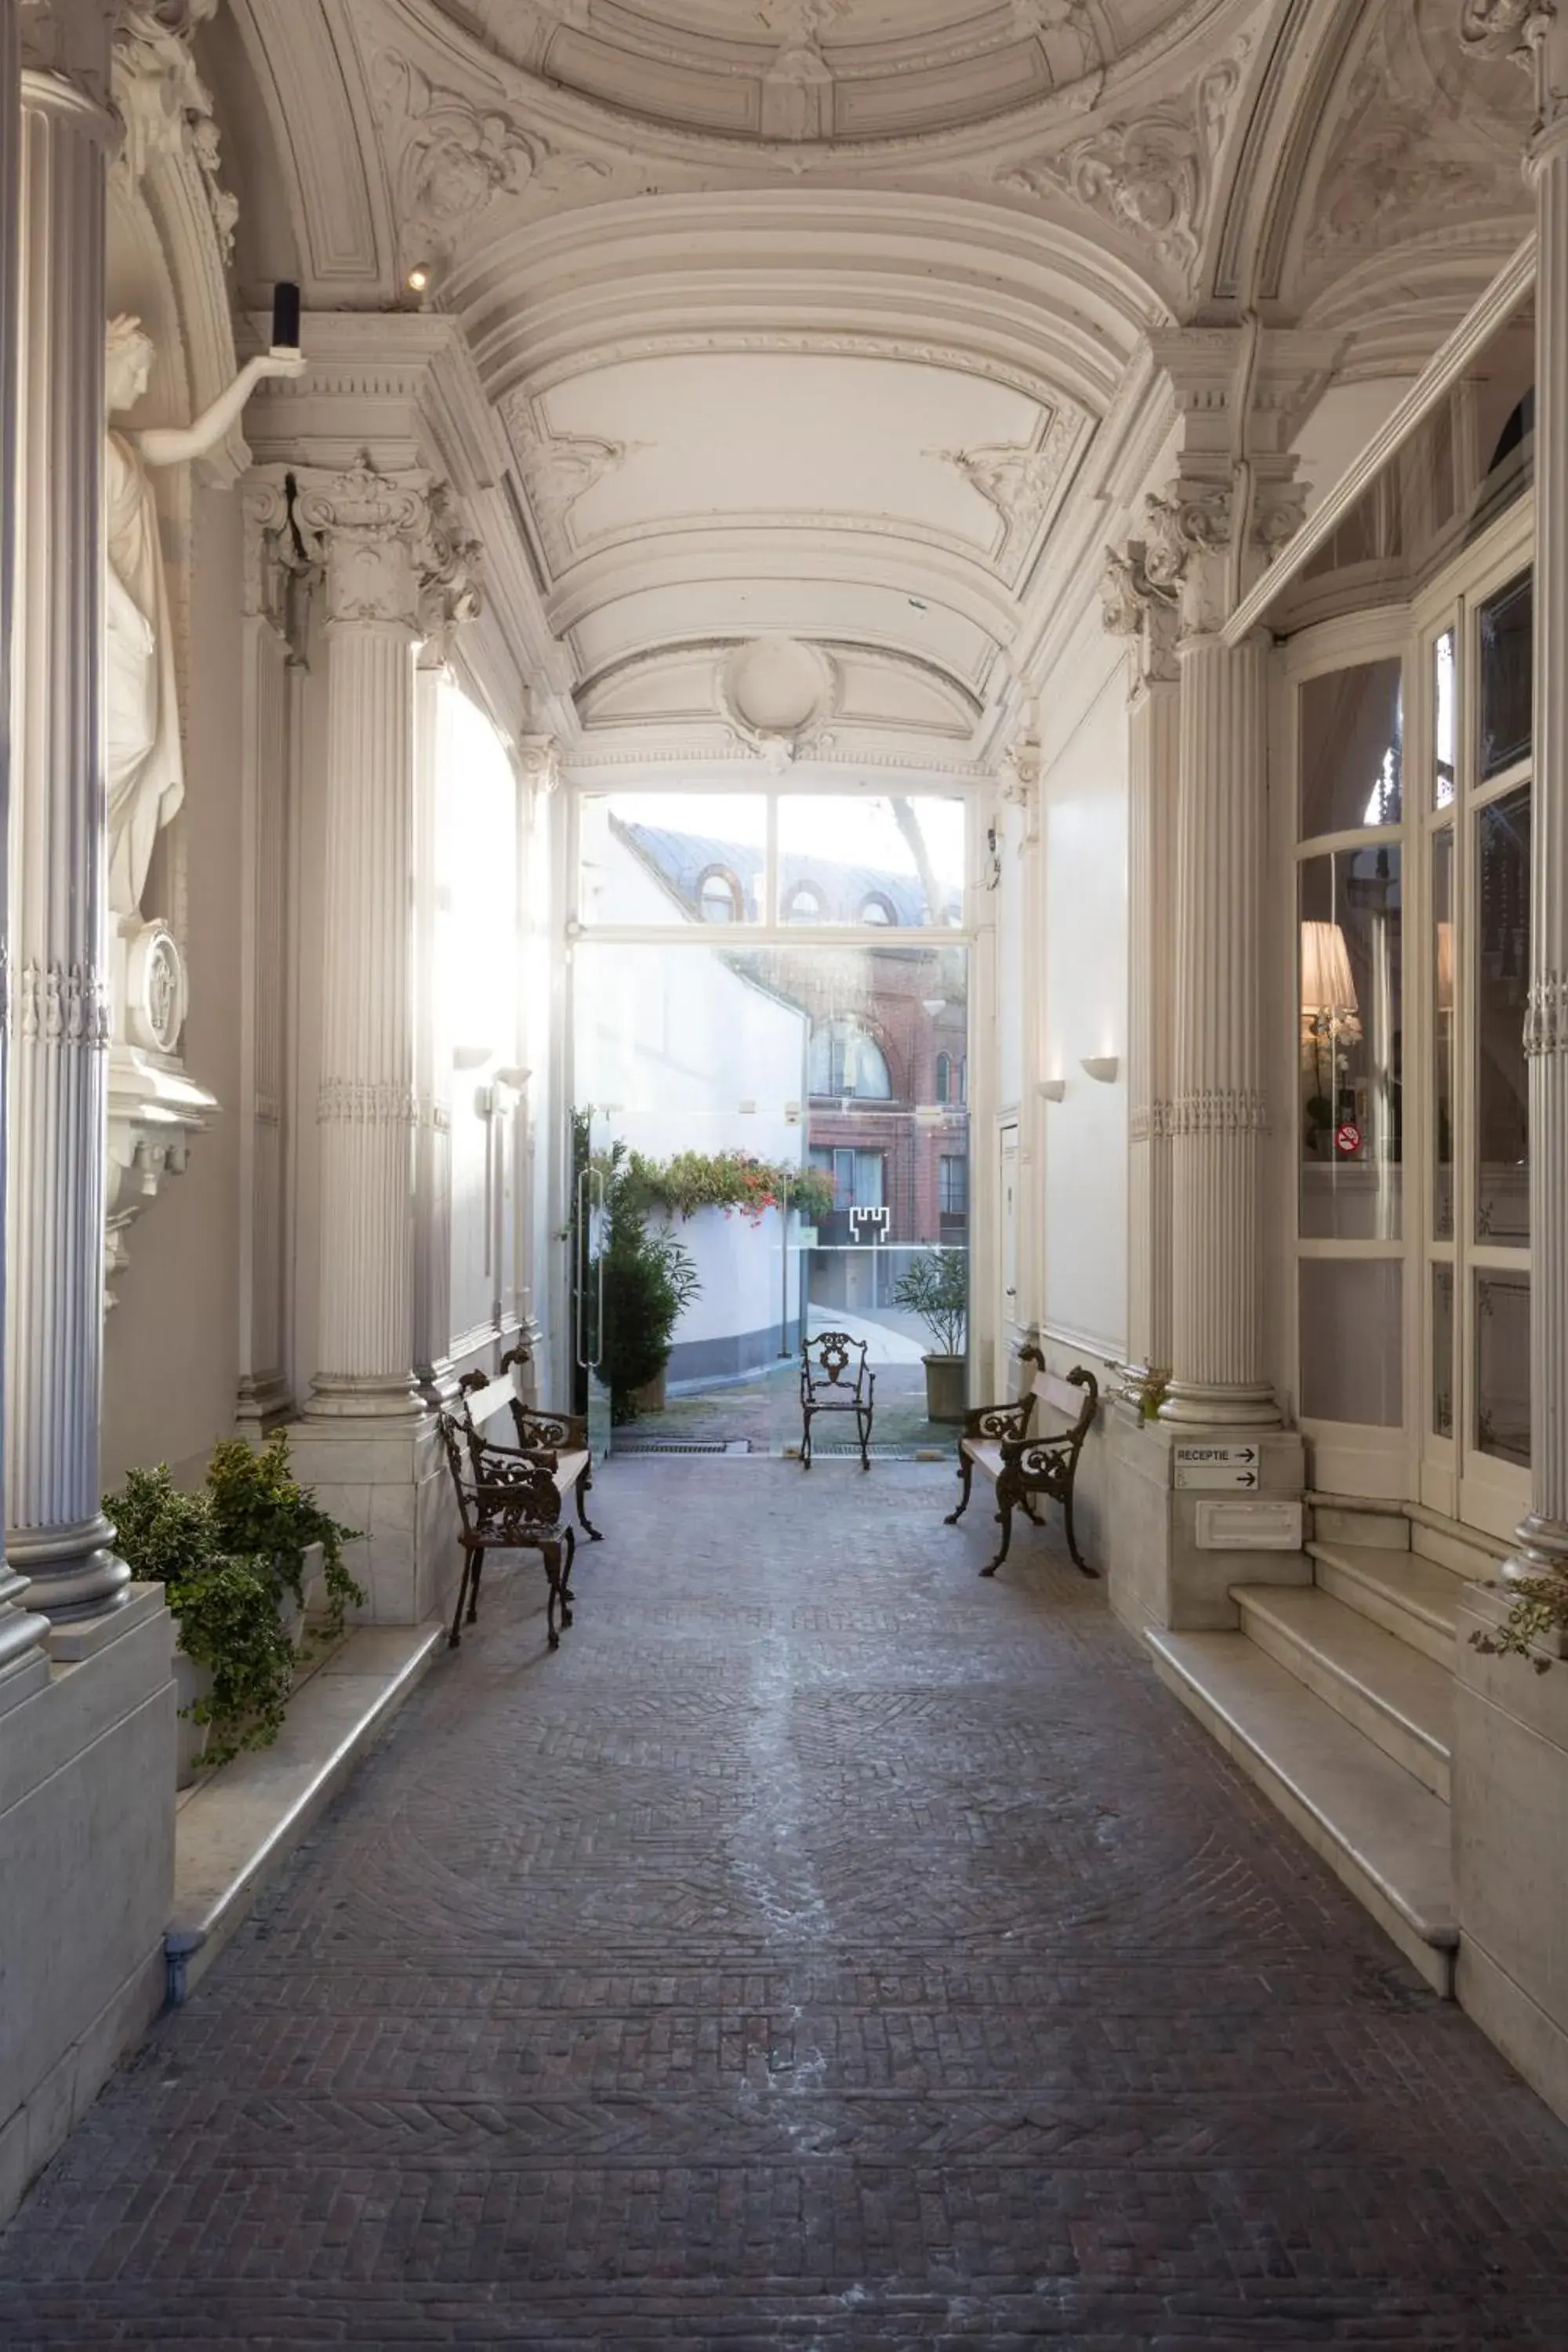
left=105, top=316, right=304, bottom=919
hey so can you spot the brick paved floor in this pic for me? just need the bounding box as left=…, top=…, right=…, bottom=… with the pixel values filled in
left=5, top=1461, right=1568, bottom=2347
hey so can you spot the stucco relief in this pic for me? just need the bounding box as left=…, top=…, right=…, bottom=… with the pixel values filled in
left=931, top=408, right=1078, bottom=568
left=998, top=42, right=1248, bottom=292
left=113, top=0, right=238, bottom=261
left=501, top=395, right=639, bottom=568
left=1301, top=0, right=1530, bottom=273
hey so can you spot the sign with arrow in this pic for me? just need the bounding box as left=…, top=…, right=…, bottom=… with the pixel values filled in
left=1173, top=1443, right=1261, bottom=1491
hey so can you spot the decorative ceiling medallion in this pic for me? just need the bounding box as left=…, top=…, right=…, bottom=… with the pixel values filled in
left=718, top=636, right=838, bottom=768
left=441, top=0, right=1213, bottom=147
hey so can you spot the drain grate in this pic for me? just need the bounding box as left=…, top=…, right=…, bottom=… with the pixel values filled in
left=614, top=1439, right=739, bottom=1456
left=808, top=1444, right=920, bottom=1461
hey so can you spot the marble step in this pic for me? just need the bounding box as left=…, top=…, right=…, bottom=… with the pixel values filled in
left=1232, top=1584, right=1452, bottom=1801
left=166, top=1621, right=443, bottom=2005
left=1308, top=1539, right=1465, bottom=1668
left=1146, top=1627, right=1457, bottom=1997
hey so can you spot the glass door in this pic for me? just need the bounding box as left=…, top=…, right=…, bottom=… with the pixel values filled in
left=1418, top=547, right=1534, bottom=1537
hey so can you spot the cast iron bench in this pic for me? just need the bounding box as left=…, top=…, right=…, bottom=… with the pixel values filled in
left=946, top=1347, right=1099, bottom=1577
left=800, top=1329, right=876, bottom=1471
left=437, top=1401, right=575, bottom=1652
left=498, top=1346, right=605, bottom=1541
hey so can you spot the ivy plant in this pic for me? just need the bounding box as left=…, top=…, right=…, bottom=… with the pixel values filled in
left=205, top=1433, right=363, bottom=1632
left=105, top=1465, right=296, bottom=1767
left=1470, top=1576, right=1568, bottom=1675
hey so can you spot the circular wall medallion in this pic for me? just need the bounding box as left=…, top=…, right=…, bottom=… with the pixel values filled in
left=719, top=636, right=837, bottom=754
left=125, top=922, right=187, bottom=1055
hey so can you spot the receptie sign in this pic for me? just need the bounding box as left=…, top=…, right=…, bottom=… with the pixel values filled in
left=1173, top=1443, right=1261, bottom=1491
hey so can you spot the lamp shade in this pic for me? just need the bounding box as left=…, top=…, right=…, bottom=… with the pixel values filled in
left=1300, top=920, right=1358, bottom=1018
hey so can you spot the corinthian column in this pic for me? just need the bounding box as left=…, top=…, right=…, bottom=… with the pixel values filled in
left=296, top=458, right=430, bottom=1417
left=1102, top=545, right=1180, bottom=1401
left=0, top=2, right=50, bottom=1695
left=7, top=8, right=129, bottom=1623
left=1464, top=3, right=1568, bottom=1578
left=1135, top=480, right=1281, bottom=1429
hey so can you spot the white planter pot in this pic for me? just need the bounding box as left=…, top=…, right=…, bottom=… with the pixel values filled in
left=276, top=1540, right=325, bottom=1652
left=173, top=1649, right=214, bottom=1790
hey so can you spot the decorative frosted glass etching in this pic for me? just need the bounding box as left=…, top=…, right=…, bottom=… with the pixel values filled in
left=1432, top=1262, right=1454, bottom=1441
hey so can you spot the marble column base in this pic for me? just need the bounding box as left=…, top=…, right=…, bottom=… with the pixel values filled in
left=1501, top=1511, right=1568, bottom=1588
left=1103, top=1406, right=1308, bottom=1635
left=0, top=1586, right=174, bottom=2226
left=304, top=1373, right=426, bottom=1422
left=1158, top=1379, right=1283, bottom=1431
left=284, top=1414, right=460, bottom=1628
left=7, top=1512, right=130, bottom=1628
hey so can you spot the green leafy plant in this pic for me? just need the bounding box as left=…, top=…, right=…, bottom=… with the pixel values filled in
left=1470, top=1576, right=1568, bottom=1675
left=894, top=1248, right=967, bottom=1357
left=105, top=1465, right=296, bottom=1768
left=603, top=1144, right=835, bottom=1227
left=206, top=1433, right=363, bottom=1632
left=593, top=1143, right=702, bottom=1423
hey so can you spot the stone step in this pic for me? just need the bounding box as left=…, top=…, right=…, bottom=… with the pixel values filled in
left=1308, top=1540, right=1465, bottom=1669
left=1146, top=1627, right=1457, bottom=1997
left=1232, top=1584, right=1451, bottom=1801
left=166, top=1621, right=443, bottom=2005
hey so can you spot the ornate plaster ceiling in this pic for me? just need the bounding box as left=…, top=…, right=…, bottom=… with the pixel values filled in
left=434, top=0, right=1229, bottom=145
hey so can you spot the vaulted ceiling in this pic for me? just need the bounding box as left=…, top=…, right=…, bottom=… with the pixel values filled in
left=218, top=0, right=1534, bottom=773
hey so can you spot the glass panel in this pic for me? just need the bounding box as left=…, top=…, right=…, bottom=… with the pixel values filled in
left=775, top=795, right=965, bottom=926
left=1432, top=826, right=1455, bottom=1240
left=1475, top=782, right=1531, bottom=1243
left=1433, top=630, right=1456, bottom=811
left=579, top=793, right=767, bottom=926
left=1299, top=659, right=1403, bottom=837
left=1299, top=847, right=1402, bottom=1239
left=574, top=936, right=968, bottom=1455
left=1479, top=571, right=1533, bottom=782
left=1299, top=1260, right=1404, bottom=1426
left=1475, top=1269, right=1530, bottom=1468
left=1432, top=1262, right=1454, bottom=1441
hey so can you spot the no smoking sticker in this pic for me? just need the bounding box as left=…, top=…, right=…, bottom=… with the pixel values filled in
left=1335, top=1122, right=1361, bottom=1156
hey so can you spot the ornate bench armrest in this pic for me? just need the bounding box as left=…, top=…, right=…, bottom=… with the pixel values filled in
left=513, top=1409, right=586, bottom=1451
left=999, top=1433, right=1076, bottom=1475
left=963, top=1400, right=1032, bottom=1440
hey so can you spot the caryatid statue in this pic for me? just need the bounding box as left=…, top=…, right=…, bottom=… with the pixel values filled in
left=104, top=315, right=305, bottom=920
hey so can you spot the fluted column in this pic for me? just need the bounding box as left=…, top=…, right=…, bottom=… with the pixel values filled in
left=293, top=459, right=430, bottom=1417
left=412, top=640, right=453, bottom=1398
left=1515, top=42, right=1568, bottom=1579
left=1102, top=547, right=1180, bottom=1399
left=0, top=4, right=49, bottom=1693
left=1160, top=631, right=1278, bottom=1426
left=7, top=26, right=129, bottom=1620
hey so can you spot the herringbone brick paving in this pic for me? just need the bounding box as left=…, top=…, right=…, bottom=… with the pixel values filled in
left=4, top=1460, right=1567, bottom=2347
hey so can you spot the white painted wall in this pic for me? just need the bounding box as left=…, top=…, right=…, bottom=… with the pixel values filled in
left=1037, top=611, right=1130, bottom=1364
left=102, top=485, right=246, bottom=1490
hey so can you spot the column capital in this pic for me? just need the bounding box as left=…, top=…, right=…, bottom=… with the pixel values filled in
left=417, top=481, right=484, bottom=663
left=998, top=728, right=1042, bottom=847
left=1129, top=466, right=1306, bottom=641
left=292, top=453, right=435, bottom=632
left=19, top=2, right=116, bottom=101
left=1101, top=540, right=1178, bottom=688
left=1458, top=2, right=1568, bottom=139
left=517, top=733, right=562, bottom=793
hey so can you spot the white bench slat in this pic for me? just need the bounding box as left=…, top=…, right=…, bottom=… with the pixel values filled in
left=552, top=1449, right=590, bottom=1497
left=960, top=1437, right=1005, bottom=1480
left=465, top=1374, right=517, bottom=1430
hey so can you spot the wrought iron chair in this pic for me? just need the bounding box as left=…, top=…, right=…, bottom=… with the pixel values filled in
left=499, top=1346, right=604, bottom=1541
left=437, top=1409, right=575, bottom=1652
left=800, top=1329, right=876, bottom=1471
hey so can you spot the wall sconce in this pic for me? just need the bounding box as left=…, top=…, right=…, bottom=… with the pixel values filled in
left=1080, top=1055, right=1120, bottom=1084
left=1037, top=1077, right=1066, bottom=1102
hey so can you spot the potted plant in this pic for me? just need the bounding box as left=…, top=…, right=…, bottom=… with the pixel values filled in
left=597, top=1197, right=701, bottom=1424
left=106, top=1465, right=296, bottom=1784
left=895, top=1248, right=969, bottom=1423
left=205, top=1433, right=361, bottom=1650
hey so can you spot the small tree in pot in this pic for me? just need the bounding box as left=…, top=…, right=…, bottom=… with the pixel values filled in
left=894, top=1248, right=968, bottom=1423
